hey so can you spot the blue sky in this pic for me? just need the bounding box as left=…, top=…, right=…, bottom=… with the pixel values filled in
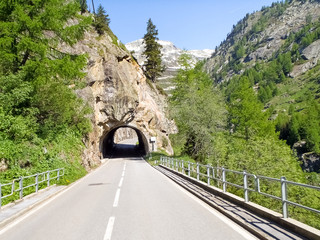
left=92, top=0, right=278, bottom=50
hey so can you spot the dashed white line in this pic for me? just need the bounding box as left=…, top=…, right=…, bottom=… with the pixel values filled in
left=118, top=177, right=124, bottom=187
left=103, top=216, right=115, bottom=240
left=113, top=188, right=121, bottom=207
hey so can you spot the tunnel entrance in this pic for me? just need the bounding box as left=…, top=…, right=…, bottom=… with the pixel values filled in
left=101, top=126, right=149, bottom=158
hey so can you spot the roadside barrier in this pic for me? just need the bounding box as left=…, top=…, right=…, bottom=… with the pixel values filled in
left=160, top=156, right=320, bottom=219
left=0, top=168, right=64, bottom=208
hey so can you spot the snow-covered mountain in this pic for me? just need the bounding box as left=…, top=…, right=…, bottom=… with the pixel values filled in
left=125, top=39, right=214, bottom=73
left=125, top=39, right=214, bottom=94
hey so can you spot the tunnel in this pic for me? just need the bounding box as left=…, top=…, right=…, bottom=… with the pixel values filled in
left=101, top=125, right=149, bottom=158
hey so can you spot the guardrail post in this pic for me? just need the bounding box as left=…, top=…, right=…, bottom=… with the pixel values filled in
left=176, top=160, right=178, bottom=171
left=188, top=161, right=190, bottom=177
left=281, top=176, right=288, bottom=218
left=207, top=165, right=210, bottom=185
left=196, top=163, right=199, bottom=181
left=222, top=168, right=226, bottom=192
left=57, top=169, right=60, bottom=181
left=243, top=171, right=249, bottom=202
left=255, top=176, right=260, bottom=192
left=19, top=177, right=23, bottom=199
left=47, top=171, right=50, bottom=187
left=35, top=173, right=39, bottom=193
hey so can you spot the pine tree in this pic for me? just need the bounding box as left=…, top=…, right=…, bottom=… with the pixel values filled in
left=0, top=0, right=92, bottom=143
left=142, top=18, right=164, bottom=82
left=93, top=4, right=110, bottom=35
left=78, top=0, right=88, bottom=14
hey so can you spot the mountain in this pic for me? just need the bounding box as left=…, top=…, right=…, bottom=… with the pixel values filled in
left=204, top=0, right=320, bottom=82
left=203, top=0, right=320, bottom=172
left=125, top=39, right=214, bottom=93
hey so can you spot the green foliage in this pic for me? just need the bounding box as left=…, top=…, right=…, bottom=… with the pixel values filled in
left=78, top=0, right=88, bottom=14
left=170, top=58, right=227, bottom=162
left=228, top=77, right=276, bottom=140
left=142, top=18, right=164, bottom=82
left=93, top=4, right=110, bottom=35
left=0, top=0, right=93, bottom=196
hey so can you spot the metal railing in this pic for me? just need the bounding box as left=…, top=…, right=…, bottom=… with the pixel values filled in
left=0, top=168, right=64, bottom=208
left=159, top=156, right=320, bottom=219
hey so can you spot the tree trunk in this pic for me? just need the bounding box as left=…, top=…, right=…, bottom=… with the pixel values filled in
left=91, top=0, right=95, bottom=14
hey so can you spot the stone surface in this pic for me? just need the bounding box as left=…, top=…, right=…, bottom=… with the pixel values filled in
left=63, top=29, right=175, bottom=169
left=204, top=1, right=320, bottom=82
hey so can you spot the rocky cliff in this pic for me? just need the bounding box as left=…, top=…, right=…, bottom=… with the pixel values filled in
left=62, top=28, right=175, bottom=169
left=204, top=0, right=320, bottom=82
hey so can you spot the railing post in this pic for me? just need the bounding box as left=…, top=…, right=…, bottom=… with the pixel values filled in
left=212, top=167, right=215, bottom=180
left=243, top=171, right=249, bottom=202
left=176, top=160, right=178, bottom=171
left=207, top=165, right=210, bottom=185
left=19, top=177, right=23, bottom=199
left=222, top=167, right=226, bottom=192
left=281, top=176, right=288, bottom=218
left=35, top=173, right=39, bottom=193
left=255, top=176, right=260, bottom=192
left=196, top=163, right=199, bottom=181
left=47, top=171, right=50, bottom=187
left=188, top=161, right=190, bottom=177
left=57, top=169, right=60, bottom=182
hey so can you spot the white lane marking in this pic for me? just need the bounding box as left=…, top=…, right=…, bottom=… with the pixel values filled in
left=118, top=177, right=124, bottom=188
left=103, top=216, right=115, bottom=240
left=155, top=169, right=258, bottom=240
left=123, top=163, right=126, bottom=171
left=121, top=170, right=125, bottom=177
left=0, top=160, right=112, bottom=236
left=113, top=188, right=121, bottom=207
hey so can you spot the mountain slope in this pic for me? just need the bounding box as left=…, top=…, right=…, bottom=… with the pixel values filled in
left=203, top=0, right=320, bottom=172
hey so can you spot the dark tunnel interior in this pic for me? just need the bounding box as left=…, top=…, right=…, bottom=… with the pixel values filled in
left=101, top=126, right=149, bottom=158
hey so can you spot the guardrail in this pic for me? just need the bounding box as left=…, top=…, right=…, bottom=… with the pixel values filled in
left=159, top=156, right=320, bottom=219
left=0, top=168, right=64, bottom=208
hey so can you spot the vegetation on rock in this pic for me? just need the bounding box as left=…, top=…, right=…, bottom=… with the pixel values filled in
left=0, top=0, right=92, bottom=192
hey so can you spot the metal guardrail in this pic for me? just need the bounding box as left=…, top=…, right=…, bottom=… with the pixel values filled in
left=159, top=156, right=320, bottom=219
left=0, top=168, right=64, bottom=208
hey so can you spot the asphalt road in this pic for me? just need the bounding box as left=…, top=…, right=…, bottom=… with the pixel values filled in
left=0, top=153, right=257, bottom=239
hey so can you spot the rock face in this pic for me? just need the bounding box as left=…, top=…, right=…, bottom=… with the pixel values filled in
left=63, top=29, right=175, bottom=169
left=204, top=0, right=320, bottom=82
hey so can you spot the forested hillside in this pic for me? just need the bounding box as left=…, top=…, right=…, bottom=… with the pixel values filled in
left=170, top=0, right=320, bottom=228
left=203, top=0, right=320, bottom=171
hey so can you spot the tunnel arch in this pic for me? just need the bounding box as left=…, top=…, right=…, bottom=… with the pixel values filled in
left=100, top=125, right=149, bottom=158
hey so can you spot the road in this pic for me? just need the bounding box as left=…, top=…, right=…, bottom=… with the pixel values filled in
left=0, top=152, right=257, bottom=239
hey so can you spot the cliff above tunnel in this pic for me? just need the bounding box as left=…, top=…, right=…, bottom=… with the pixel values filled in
left=61, top=27, right=175, bottom=169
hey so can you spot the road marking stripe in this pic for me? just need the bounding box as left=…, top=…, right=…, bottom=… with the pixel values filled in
left=103, top=216, right=115, bottom=240
left=121, top=170, right=125, bottom=177
left=118, top=177, right=124, bottom=187
left=113, top=188, right=121, bottom=207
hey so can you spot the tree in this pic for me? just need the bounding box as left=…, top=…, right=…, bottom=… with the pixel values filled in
left=93, top=4, right=110, bottom=35
left=170, top=58, right=227, bottom=161
left=142, top=18, right=164, bottom=82
left=78, top=0, right=88, bottom=14
left=228, top=77, right=275, bottom=140
left=0, top=0, right=92, bottom=168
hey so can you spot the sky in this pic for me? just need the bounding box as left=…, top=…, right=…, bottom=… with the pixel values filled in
left=91, top=0, right=278, bottom=50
